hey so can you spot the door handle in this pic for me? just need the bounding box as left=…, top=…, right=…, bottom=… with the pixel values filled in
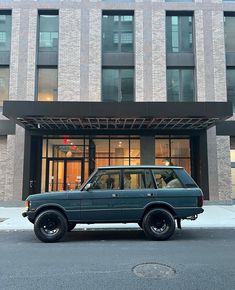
left=147, top=193, right=154, bottom=197
left=112, top=193, right=118, bottom=198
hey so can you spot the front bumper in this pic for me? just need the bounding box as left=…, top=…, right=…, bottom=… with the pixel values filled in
left=22, top=211, right=36, bottom=223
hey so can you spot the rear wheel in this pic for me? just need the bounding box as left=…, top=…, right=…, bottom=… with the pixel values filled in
left=142, top=208, right=175, bottom=241
left=34, top=210, right=68, bottom=243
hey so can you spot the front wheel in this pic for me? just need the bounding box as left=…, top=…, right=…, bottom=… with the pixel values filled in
left=142, top=208, right=175, bottom=241
left=34, top=210, right=68, bottom=243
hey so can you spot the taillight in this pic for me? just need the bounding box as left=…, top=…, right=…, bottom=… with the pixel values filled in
left=197, top=195, right=203, bottom=207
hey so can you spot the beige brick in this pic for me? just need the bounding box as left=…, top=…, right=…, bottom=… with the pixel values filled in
left=152, top=10, right=166, bottom=101
left=58, top=9, right=81, bottom=101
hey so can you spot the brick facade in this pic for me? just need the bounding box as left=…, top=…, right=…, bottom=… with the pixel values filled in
left=0, top=0, right=234, bottom=201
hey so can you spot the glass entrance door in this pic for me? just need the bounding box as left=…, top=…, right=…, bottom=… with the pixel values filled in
left=46, top=158, right=84, bottom=192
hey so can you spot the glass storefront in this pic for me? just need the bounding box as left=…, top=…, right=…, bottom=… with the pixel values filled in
left=41, top=135, right=191, bottom=192
left=41, top=135, right=140, bottom=192
left=155, top=137, right=191, bottom=174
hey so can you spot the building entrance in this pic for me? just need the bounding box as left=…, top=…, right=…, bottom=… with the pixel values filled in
left=46, top=158, right=84, bottom=192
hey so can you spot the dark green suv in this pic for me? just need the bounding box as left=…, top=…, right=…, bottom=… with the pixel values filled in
left=23, top=166, right=204, bottom=242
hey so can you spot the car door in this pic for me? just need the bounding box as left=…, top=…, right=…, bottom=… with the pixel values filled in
left=79, top=169, right=123, bottom=222
left=117, top=169, right=157, bottom=221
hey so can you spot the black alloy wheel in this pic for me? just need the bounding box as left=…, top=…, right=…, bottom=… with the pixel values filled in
left=142, top=208, right=175, bottom=241
left=34, top=210, right=68, bottom=243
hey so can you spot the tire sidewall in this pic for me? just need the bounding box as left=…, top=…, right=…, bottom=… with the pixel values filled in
left=142, top=208, right=175, bottom=241
left=34, top=210, right=68, bottom=243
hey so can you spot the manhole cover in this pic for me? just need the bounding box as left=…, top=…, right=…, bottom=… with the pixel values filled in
left=132, top=263, right=176, bottom=279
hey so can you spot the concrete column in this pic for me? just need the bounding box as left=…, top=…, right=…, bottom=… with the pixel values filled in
left=217, top=136, right=232, bottom=200
left=9, top=9, right=21, bottom=101
left=89, top=9, right=101, bottom=102
left=135, top=10, right=144, bottom=102
left=212, top=10, right=227, bottom=102
left=140, top=136, right=155, bottom=165
left=195, top=10, right=206, bottom=101
left=58, top=9, right=81, bottom=101
left=152, top=10, right=166, bottom=101
left=26, top=9, right=37, bottom=101
left=207, top=127, right=219, bottom=200
left=0, top=136, right=7, bottom=200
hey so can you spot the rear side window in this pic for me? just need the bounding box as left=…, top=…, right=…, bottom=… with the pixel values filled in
left=123, top=169, right=155, bottom=189
left=152, top=169, right=183, bottom=188
left=175, top=168, right=198, bottom=188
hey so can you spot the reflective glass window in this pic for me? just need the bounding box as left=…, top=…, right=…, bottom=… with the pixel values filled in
left=37, top=68, right=58, bottom=101
left=167, top=69, right=195, bottom=102
left=0, top=67, right=9, bottom=106
left=226, top=69, right=235, bottom=111
left=0, top=14, right=11, bottom=52
left=166, top=15, right=193, bottom=53
left=224, top=16, right=235, bottom=52
left=102, top=14, right=134, bottom=53
left=39, top=14, right=59, bottom=51
left=102, top=68, right=134, bottom=102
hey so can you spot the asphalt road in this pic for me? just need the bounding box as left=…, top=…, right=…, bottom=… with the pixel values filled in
left=0, top=228, right=235, bottom=290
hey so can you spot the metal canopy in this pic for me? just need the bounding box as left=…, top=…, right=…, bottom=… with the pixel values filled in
left=3, top=101, right=233, bottom=132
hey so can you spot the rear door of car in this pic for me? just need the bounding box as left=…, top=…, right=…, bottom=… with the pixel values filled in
left=118, top=168, right=157, bottom=221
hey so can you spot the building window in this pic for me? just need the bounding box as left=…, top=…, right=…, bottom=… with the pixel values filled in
left=167, top=69, right=195, bottom=102
left=226, top=69, right=235, bottom=111
left=39, top=14, right=59, bottom=52
left=166, top=15, right=193, bottom=53
left=37, top=68, right=58, bottom=101
left=0, top=13, right=11, bottom=52
left=102, top=14, right=134, bottom=53
left=155, top=137, right=191, bottom=174
left=0, top=67, right=9, bottom=106
left=102, top=68, right=134, bottom=102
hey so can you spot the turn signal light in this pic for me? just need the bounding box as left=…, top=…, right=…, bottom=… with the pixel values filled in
left=25, top=200, right=29, bottom=210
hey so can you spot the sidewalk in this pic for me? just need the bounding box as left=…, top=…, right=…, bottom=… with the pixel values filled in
left=0, top=205, right=235, bottom=231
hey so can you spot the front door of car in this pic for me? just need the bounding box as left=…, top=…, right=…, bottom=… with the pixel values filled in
left=79, top=169, right=123, bottom=222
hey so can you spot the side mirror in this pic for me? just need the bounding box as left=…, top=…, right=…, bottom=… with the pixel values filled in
left=84, top=183, right=92, bottom=191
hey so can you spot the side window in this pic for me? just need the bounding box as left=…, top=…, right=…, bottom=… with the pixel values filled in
left=152, top=169, right=183, bottom=188
left=123, top=169, right=154, bottom=189
left=90, top=170, right=120, bottom=190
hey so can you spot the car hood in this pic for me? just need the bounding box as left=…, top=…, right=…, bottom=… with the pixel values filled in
left=27, top=191, right=80, bottom=201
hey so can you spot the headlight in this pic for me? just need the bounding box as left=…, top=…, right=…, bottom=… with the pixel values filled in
left=25, top=200, right=30, bottom=210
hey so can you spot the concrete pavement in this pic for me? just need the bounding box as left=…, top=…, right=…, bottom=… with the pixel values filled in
left=0, top=205, right=235, bottom=231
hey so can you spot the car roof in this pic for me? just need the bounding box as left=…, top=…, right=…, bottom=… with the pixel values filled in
left=97, top=165, right=183, bottom=170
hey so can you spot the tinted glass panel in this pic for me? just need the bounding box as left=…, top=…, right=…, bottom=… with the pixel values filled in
left=90, top=170, right=120, bottom=190
left=224, top=17, right=235, bottom=52
left=102, top=68, right=134, bottom=102
left=123, top=169, right=146, bottom=189
left=167, top=69, right=195, bottom=102
left=39, top=15, right=59, bottom=52
left=102, top=14, right=133, bottom=53
left=166, top=15, right=193, bottom=53
left=226, top=69, right=235, bottom=111
left=37, top=68, right=58, bottom=101
left=0, top=14, right=11, bottom=52
left=0, top=67, right=9, bottom=106
left=152, top=169, right=183, bottom=188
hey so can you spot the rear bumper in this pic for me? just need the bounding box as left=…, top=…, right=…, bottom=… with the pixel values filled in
left=175, top=207, right=204, bottom=219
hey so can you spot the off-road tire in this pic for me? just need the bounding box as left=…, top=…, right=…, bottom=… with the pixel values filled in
left=34, top=209, right=68, bottom=243
left=142, top=208, right=175, bottom=241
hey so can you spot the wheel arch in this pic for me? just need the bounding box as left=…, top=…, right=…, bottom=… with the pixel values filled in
left=34, top=204, right=68, bottom=222
left=141, top=202, right=177, bottom=222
